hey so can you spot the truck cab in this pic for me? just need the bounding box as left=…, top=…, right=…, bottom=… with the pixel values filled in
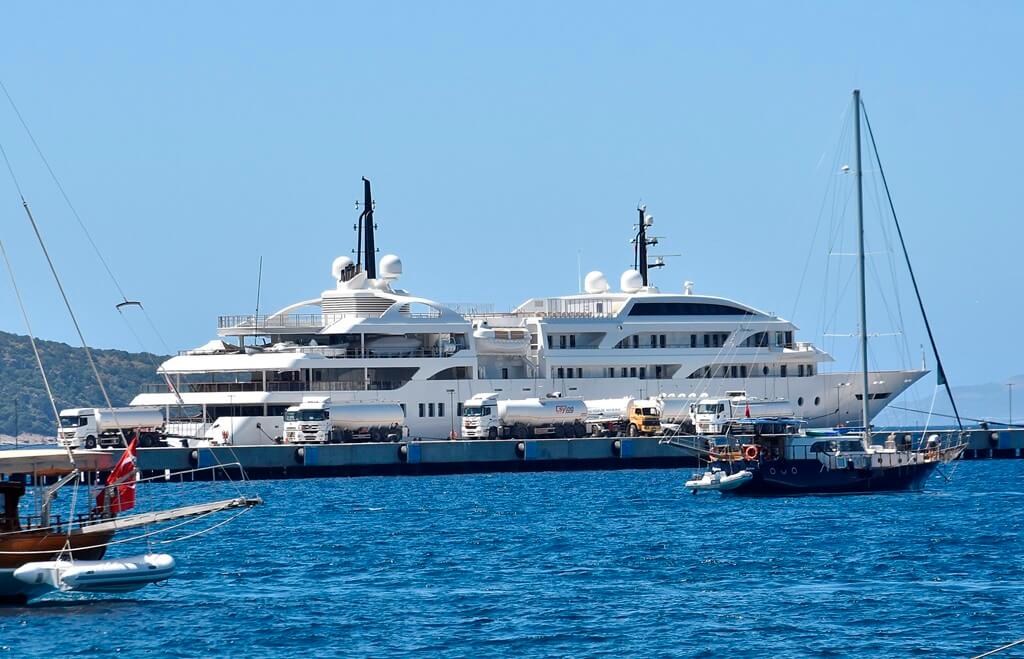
left=283, top=399, right=331, bottom=444
left=58, top=409, right=98, bottom=449
left=461, top=394, right=499, bottom=439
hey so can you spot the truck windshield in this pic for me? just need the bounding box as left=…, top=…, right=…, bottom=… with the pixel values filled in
left=463, top=406, right=489, bottom=417
left=59, top=416, right=83, bottom=428
left=640, top=408, right=659, bottom=416
left=287, top=410, right=327, bottom=421
left=695, top=403, right=721, bottom=414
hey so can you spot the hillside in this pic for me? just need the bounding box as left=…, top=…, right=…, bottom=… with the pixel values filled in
left=0, top=330, right=165, bottom=436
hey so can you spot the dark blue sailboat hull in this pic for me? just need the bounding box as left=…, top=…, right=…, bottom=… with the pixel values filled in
left=716, top=458, right=938, bottom=496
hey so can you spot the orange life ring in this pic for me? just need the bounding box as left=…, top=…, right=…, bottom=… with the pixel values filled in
left=743, top=445, right=759, bottom=461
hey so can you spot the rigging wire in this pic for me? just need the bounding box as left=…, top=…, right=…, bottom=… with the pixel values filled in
left=0, top=237, right=62, bottom=431
left=860, top=100, right=963, bottom=432
left=0, top=78, right=171, bottom=355
left=0, top=140, right=126, bottom=445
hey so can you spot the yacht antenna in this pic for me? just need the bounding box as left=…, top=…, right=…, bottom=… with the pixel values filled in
left=362, top=177, right=376, bottom=279
left=634, top=205, right=659, bottom=286
left=253, top=255, right=263, bottom=346
left=853, top=89, right=871, bottom=447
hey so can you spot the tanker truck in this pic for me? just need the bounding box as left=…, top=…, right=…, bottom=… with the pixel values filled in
left=282, top=397, right=406, bottom=444
left=58, top=407, right=166, bottom=449
left=691, top=394, right=795, bottom=434
left=461, top=393, right=588, bottom=439
left=583, top=397, right=663, bottom=437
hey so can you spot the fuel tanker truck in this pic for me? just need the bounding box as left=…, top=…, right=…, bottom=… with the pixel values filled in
left=461, top=393, right=588, bottom=439
left=283, top=397, right=406, bottom=443
left=583, top=397, right=663, bottom=437
left=58, top=407, right=166, bottom=449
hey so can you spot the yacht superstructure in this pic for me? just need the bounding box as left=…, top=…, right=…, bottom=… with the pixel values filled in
left=131, top=180, right=924, bottom=444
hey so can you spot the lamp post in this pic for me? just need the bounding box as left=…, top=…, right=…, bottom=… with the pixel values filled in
left=1009, top=383, right=1015, bottom=427
left=446, top=389, right=456, bottom=439
left=835, top=382, right=850, bottom=426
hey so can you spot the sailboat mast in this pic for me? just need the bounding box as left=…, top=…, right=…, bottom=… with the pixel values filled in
left=853, top=89, right=871, bottom=442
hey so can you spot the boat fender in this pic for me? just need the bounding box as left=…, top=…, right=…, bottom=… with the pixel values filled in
left=515, top=442, right=525, bottom=459
left=398, top=444, right=409, bottom=462
left=989, top=432, right=999, bottom=447
left=769, top=467, right=776, bottom=475
left=743, top=445, right=759, bottom=461
left=612, top=439, right=622, bottom=457
left=294, top=447, right=305, bottom=464
left=791, top=466, right=797, bottom=475
left=188, top=450, right=198, bottom=467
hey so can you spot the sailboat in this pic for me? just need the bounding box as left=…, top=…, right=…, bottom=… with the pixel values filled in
left=673, top=90, right=966, bottom=495
left=0, top=96, right=262, bottom=603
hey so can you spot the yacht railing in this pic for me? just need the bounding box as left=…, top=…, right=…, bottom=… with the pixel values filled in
left=143, top=380, right=410, bottom=394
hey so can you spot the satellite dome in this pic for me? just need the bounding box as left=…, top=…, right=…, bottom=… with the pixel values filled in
left=379, top=254, right=403, bottom=281
left=620, top=269, right=643, bottom=293
left=584, top=271, right=609, bottom=294
left=331, top=256, right=354, bottom=281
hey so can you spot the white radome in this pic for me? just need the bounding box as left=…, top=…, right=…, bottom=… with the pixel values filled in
left=584, top=271, right=609, bottom=294
left=620, top=269, right=643, bottom=293
left=379, top=254, right=403, bottom=281
left=331, top=256, right=354, bottom=281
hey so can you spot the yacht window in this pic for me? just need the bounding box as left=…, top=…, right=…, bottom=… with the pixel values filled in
left=775, top=332, right=784, bottom=346
left=418, top=403, right=425, bottom=418
left=566, top=369, right=573, bottom=379
left=690, top=335, right=697, bottom=348
left=628, top=302, right=749, bottom=316
left=632, top=335, right=639, bottom=348
left=501, top=368, right=509, bottom=379
left=630, top=367, right=637, bottom=378
left=659, top=335, right=666, bottom=348
left=655, top=366, right=663, bottom=379
left=763, top=366, right=769, bottom=376
left=650, top=335, right=657, bottom=348
left=807, top=365, right=814, bottom=377
left=785, top=331, right=794, bottom=347
left=797, top=397, right=804, bottom=406
left=621, top=368, right=628, bottom=377
left=730, top=366, right=738, bottom=378
left=639, top=367, right=646, bottom=379
left=741, top=365, right=748, bottom=378
left=547, top=336, right=553, bottom=349
left=813, top=396, right=820, bottom=406
left=703, top=334, right=711, bottom=348
left=798, top=365, right=805, bottom=377
left=780, top=365, right=787, bottom=378
left=438, top=403, right=445, bottom=417
left=557, top=367, right=564, bottom=379
left=428, top=403, right=435, bottom=417
left=456, top=403, right=463, bottom=416
left=560, top=335, right=567, bottom=349
left=400, top=403, right=407, bottom=416
left=570, top=335, right=576, bottom=348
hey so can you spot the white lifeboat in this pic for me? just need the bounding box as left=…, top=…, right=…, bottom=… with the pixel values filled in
left=473, top=326, right=530, bottom=355
left=13, top=553, right=176, bottom=593
left=365, top=336, right=422, bottom=356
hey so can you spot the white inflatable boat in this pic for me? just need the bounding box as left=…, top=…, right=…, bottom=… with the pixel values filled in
left=685, top=469, right=753, bottom=493
left=13, top=553, right=176, bottom=594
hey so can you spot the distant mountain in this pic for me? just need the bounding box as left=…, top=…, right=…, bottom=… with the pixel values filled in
left=874, top=374, right=1024, bottom=427
left=0, top=330, right=165, bottom=436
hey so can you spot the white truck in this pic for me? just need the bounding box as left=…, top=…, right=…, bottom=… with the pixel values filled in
left=691, top=394, right=795, bottom=434
left=282, top=397, right=405, bottom=444
left=583, top=397, right=663, bottom=437
left=58, top=407, right=166, bottom=449
left=461, top=393, right=588, bottom=439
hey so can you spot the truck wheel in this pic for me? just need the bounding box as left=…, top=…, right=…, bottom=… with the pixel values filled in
left=513, top=424, right=528, bottom=439
left=564, top=424, right=576, bottom=439
left=629, top=424, right=639, bottom=438
left=487, top=427, right=498, bottom=441
left=574, top=421, right=586, bottom=437
left=84, top=436, right=97, bottom=449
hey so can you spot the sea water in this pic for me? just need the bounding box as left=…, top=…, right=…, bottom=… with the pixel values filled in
left=2, top=461, right=1022, bottom=657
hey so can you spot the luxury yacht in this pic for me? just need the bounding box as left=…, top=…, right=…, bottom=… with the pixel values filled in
left=131, top=179, right=924, bottom=444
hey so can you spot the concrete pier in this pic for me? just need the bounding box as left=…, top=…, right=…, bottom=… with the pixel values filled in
left=112, top=427, right=1024, bottom=481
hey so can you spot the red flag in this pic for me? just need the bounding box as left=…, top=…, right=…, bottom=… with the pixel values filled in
left=744, top=402, right=751, bottom=418
left=96, top=436, right=138, bottom=514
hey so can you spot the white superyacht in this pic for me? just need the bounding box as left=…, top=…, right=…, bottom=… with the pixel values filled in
left=131, top=179, right=924, bottom=444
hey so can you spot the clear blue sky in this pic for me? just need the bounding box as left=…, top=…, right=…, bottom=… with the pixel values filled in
left=0, top=1, right=1020, bottom=388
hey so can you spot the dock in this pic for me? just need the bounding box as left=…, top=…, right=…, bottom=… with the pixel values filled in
left=109, top=427, right=1024, bottom=481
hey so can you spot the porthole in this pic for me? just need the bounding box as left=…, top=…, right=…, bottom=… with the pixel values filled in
left=814, top=396, right=820, bottom=406
left=797, top=397, right=804, bottom=406
left=762, top=366, right=769, bottom=376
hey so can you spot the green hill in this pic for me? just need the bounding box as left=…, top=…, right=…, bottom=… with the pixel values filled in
left=0, top=330, right=165, bottom=436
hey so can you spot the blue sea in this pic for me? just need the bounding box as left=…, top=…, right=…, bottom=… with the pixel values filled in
left=2, top=461, right=1022, bottom=658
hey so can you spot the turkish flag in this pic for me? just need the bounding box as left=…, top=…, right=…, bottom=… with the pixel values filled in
left=96, top=436, right=138, bottom=514
left=744, top=403, right=751, bottom=418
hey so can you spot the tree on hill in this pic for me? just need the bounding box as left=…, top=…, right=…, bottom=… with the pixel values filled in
left=0, top=330, right=165, bottom=436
